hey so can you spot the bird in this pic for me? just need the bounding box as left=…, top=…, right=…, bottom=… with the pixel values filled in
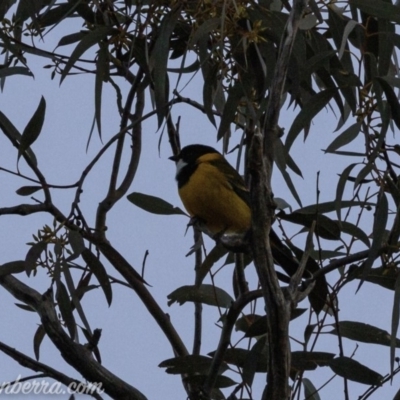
left=169, top=144, right=251, bottom=238
left=170, top=144, right=329, bottom=314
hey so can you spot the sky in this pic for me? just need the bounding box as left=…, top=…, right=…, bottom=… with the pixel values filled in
left=0, top=4, right=399, bottom=400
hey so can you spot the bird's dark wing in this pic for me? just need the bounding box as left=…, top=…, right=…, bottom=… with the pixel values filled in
left=210, top=157, right=251, bottom=205
left=210, top=157, right=329, bottom=313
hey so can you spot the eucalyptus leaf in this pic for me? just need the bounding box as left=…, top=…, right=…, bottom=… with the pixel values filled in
left=328, top=357, right=383, bottom=385
left=168, top=284, right=233, bottom=308
left=81, top=248, right=112, bottom=306
left=127, top=192, right=186, bottom=216
left=18, top=96, right=46, bottom=162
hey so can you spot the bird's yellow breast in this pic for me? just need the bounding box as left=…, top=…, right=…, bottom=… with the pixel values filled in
left=178, top=154, right=251, bottom=234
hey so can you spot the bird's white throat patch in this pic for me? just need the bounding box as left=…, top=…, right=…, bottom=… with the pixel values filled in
left=175, top=159, right=188, bottom=178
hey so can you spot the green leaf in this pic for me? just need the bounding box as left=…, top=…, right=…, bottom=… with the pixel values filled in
left=0, top=66, right=33, bottom=78
left=202, top=63, right=217, bottom=127
left=18, top=96, right=46, bottom=162
left=374, top=77, right=400, bottom=129
left=196, top=244, right=228, bottom=285
left=0, top=0, right=16, bottom=20
left=311, top=59, right=342, bottom=112
left=67, top=0, right=96, bottom=24
left=33, top=324, right=45, bottom=361
left=94, top=45, right=108, bottom=139
left=244, top=316, right=268, bottom=338
left=275, top=138, right=303, bottom=178
left=245, top=309, right=307, bottom=337
left=15, top=0, right=45, bottom=24
left=393, top=387, right=400, bottom=400
left=286, top=89, right=336, bottom=151
left=296, top=200, right=373, bottom=215
left=325, top=122, right=361, bottom=153
left=151, top=8, right=180, bottom=127
left=127, top=192, right=186, bottom=215
left=0, top=109, right=20, bottom=139
left=167, top=284, right=233, bottom=308
left=81, top=248, right=112, bottom=306
left=0, top=260, right=26, bottom=276
left=340, top=221, right=370, bottom=248
left=291, top=351, right=335, bottom=371
left=159, top=355, right=227, bottom=375
left=349, top=0, right=400, bottom=24
left=325, top=150, right=365, bottom=157
left=68, top=230, right=85, bottom=257
left=210, top=348, right=249, bottom=369
left=278, top=166, right=303, bottom=207
left=62, top=261, right=93, bottom=338
left=391, top=274, right=400, bottom=375
left=328, top=356, right=383, bottom=385
left=15, top=303, right=35, bottom=312
left=385, top=175, right=400, bottom=207
left=242, top=337, right=269, bottom=385
left=217, top=81, right=243, bottom=140
left=278, top=211, right=341, bottom=241
left=57, top=31, right=87, bottom=47
left=0, top=110, right=37, bottom=166
left=15, top=185, right=42, bottom=196
left=357, top=104, right=389, bottom=189
left=327, top=8, right=354, bottom=75
left=358, top=191, right=388, bottom=291
left=211, top=346, right=269, bottom=378
left=183, top=374, right=236, bottom=389
left=25, top=241, right=47, bottom=276
left=355, top=162, right=374, bottom=189
left=335, top=163, right=357, bottom=221
left=56, top=280, right=76, bottom=340
left=235, top=313, right=263, bottom=333
left=378, top=19, right=395, bottom=76
left=303, top=50, right=335, bottom=76
left=60, top=27, right=113, bottom=84
left=167, top=59, right=200, bottom=74
left=338, top=20, right=358, bottom=60
left=37, top=3, right=76, bottom=28
left=299, top=13, right=317, bottom=30
left=303, top=377, right=321, bottom=400
left=189, top=18, right=220, bottom=48
left=335, top=101, right=352, bottom=131
left=274, top=197, right=292, bottom=212
left=347, top=265, right=400, bottom=291
left=383, top=76, right=400, bottom=89
left=310, top=249, right=346, bottom=259
left=329, top=321, right=400, bottom=347
left=304, top=323, right=317, bottom=345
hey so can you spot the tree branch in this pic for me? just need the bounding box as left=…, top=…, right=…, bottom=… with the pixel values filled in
left=94, top=241, right=189, bottom=359
left=0, top=341, right=104, bottom=400
left=0, top=274, right=147, bottom=400
left=0, top=203, right=49, bottom=216
left=250, top=1, right=309, bottom=399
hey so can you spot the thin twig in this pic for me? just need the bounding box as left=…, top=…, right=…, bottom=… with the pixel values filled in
left=95, top=69, right=145, bottom=237
left=193, top=228, right=203, bottom=356
left=202, top=290, right=262, bottom=395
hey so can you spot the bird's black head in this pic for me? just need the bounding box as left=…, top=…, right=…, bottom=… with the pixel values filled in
left=169, top=144, right=221, bottom=188
left=169, top=144, right=220, bottom=164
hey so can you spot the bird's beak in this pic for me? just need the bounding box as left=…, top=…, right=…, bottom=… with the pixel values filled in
left=169, top=154, right=179, bottom=162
